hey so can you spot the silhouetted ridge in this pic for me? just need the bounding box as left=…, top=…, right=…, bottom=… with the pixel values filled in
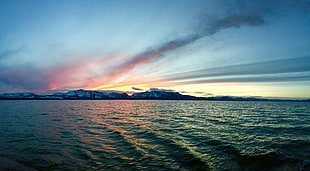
left=131, top=91, right=197, bottom=100
left=53, top=89, right=130, bottom=99
left=0, top=89, right=309, bottom=101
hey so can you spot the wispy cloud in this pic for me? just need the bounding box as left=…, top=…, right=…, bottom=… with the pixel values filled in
left=132, top=87, right=144, bottom=91
left=0, top=46, right=25, bottom=60
left=100, top=1, right=280, bottom=83
left=162, top=56, right=310, bottom=83
left=0, top=67, right=50, bottom=91
left=0, top=54, right=125, bottom=92
left=179, top=91, right=214, bottom=97
left=149, top=88, right=175, bottom=92
left=178, top=74, right=310, bottom=84
left=46, top=54, right=126, bottom=89
left=0, top=0, right=308, bottom=93
left=101, top=0, right=310, bottom=83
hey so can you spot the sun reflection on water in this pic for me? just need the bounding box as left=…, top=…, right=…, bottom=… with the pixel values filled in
left=0, top=100, right=309, bottom=170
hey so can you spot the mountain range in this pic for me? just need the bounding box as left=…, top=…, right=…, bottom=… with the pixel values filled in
left=0, top=89, right=309, bottom=101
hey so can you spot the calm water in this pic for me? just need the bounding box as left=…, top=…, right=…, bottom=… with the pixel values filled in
left=0, top=100, right=309, bottom=170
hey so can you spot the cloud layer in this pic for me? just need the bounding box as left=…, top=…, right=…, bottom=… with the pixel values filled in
left=162, top=56, right=310, bottom=83
left=0, top=0, right=309, bottom=96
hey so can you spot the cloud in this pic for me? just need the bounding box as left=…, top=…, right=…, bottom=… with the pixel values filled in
left=101, top=0, right=309, bottom=83
left=1, top=0, right=308, bottom=92
left=63, top=0, right=310, bottom=90
left=0, top=66, right=50, bottom=91
left=45, top=54, right=125, bottom=89
left=93, top=0, right=308, bottom=89
left=0, top=46, right=25, bottom=60
left=149, top=88, right=175, bottom=92
left=194, top=92, right=214, bottom=96
left=101, top=1, right=281, bottom=82
left=0, top=54, right=125, bottom=92
left=132, top=87, right=144, bottom=91
left=163, top=56, right=310, bottom=82
left=180, top=91, right=214, bottom=96
left=180, top=74, right=310, bottom=84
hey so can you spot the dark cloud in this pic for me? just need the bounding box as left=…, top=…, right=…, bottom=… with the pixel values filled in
left=218, top=0, right=310, bottom=17
left=149, top=88, right=175, bottom=92
left=204, top=93, right=214, bottom=96
left=132, top=87, right=144, bottom=91
left=194, top=92, right=214, bottom=96
left=193, top=91, right=205, bottom=94
left=0, top=46, right=51, bottom=92
left=0, top=66, right=50, bottom=91
left=180, top=91, right=214, bottom=96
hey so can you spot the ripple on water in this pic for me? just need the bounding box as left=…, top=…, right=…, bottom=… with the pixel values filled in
left=0, top=100, right=309, bottom=170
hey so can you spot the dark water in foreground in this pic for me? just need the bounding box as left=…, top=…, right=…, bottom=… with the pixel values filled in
left=0, top=100, right=309, bottom=170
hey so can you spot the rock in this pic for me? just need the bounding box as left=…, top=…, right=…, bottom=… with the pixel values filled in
left=300, top=160, right=310, bottom=171
left=0, top=156, right=36, bottom=171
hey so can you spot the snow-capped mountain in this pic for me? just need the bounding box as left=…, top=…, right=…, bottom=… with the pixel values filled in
left=0, top=89, right=196, bottom=100
left=0, top=89, right=129, bottom=99
left=0, top=92, right=39, bottom=99
left=53, top=89, right=129, bottom=99
left=131, top=90, right=197, bottom=100
left=1, top=89, right=303, bottom=101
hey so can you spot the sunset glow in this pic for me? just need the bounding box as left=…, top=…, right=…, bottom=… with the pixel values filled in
left=0, top=0, right=309, bottom=98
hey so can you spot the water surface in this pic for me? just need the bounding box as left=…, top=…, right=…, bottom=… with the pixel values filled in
left=0, top=100, right=309, bottom=170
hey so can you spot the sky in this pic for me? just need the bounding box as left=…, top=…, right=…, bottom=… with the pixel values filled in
left=0, top=0, right=309, bottom=98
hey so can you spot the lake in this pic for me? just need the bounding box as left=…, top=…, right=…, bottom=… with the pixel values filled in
left=0, top=100, right=309, bottom=170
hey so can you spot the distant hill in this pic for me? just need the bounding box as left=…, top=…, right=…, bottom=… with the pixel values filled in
left=0, top=89, right=309, bottom=101
left=53, top=89, right=130, bottom=99
left=131, top=91, right=199, bottom=100
left=0, top=89, right=129, bottom=100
